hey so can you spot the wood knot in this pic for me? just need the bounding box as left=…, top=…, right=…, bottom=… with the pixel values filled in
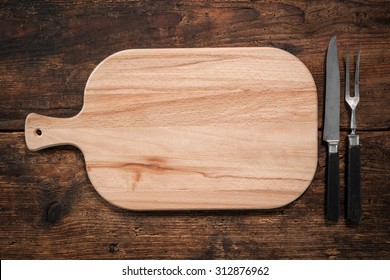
left=109, top=243, right=118, bottom=253
left=46, top=202, right=62, bottom=223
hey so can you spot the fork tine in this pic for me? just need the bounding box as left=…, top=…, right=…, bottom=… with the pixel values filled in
left=354, top=46, right=360, bottom=99
left=346, top=46, right=350, bottom=100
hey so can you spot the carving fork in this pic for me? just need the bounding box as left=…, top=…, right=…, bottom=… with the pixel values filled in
left=345, top=47, right=362, bottom=222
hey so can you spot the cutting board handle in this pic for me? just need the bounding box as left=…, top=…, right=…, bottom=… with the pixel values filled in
left=25, top=113, right=78, bottom=151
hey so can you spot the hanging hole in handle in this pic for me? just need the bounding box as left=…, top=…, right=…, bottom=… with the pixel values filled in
left=34, top=128, right=42, bottom=136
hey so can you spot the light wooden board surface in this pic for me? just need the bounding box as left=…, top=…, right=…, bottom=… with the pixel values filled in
left=25, top=47, right=317, bottom=210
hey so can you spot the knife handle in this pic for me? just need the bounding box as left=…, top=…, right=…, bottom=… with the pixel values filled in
left=347, top=135, right=362, bottom=223
left=326, top=144, right=340, bottom=221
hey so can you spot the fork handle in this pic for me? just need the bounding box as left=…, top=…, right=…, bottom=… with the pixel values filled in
left=347, top=135, right=362, bottom=223
left=326, top=143, right=340, bottom=221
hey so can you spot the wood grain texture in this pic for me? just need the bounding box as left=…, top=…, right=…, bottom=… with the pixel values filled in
left=0, top=131, right=389, bottom=259
left=24, top=47, right=317, bottom=210
left=0, top=0, right=389, bottom=259
left=0, top=0, right=389, bottom=131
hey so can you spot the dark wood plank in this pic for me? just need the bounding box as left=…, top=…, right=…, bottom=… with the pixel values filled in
left=1, top=0, right=389, bottom=260
left=1, top=0, right=389, bottom=130
left=0, top=131, right=388, bottom=259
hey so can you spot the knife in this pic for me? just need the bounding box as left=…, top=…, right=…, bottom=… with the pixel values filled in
left=323, top=36, right=340, bottom=221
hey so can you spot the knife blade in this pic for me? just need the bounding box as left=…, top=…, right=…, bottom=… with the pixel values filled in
left=323, top=36, right=340, bottom=221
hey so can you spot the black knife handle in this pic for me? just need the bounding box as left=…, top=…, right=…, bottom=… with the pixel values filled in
left=326, top=149, right=340, bottom=221
left=347, top=140, right=362, bottom=223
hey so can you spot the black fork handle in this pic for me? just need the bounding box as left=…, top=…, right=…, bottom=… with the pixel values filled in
left=347, top=135, right=362, bottom=222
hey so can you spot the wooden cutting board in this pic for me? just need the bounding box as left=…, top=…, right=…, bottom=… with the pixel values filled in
left=25, top=47, right=317, bottom=210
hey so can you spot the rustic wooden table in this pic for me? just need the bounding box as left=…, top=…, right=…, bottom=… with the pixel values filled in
left=1, top=1, right=389, bottom=259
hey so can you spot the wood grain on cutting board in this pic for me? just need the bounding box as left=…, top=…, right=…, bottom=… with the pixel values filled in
left=25, top=47, right=317, bottom=210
